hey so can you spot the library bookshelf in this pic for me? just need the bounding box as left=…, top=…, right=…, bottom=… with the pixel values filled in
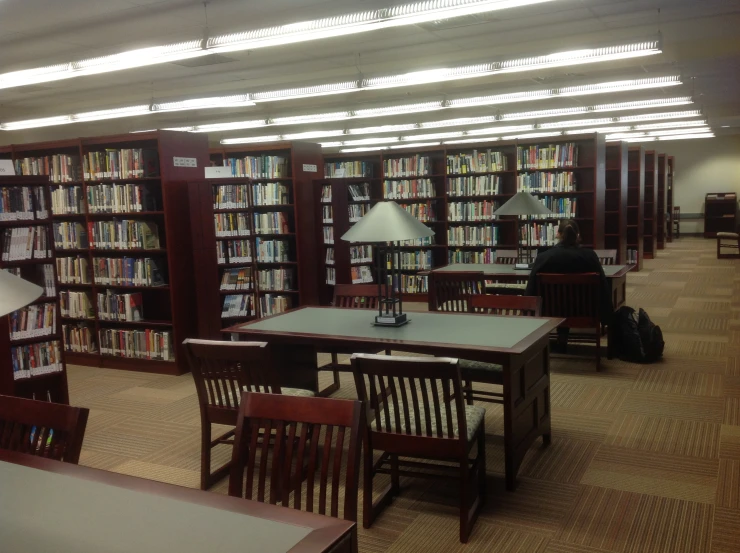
left=627, top=147, right=645, bottom=271
left=704, top=193, right=739, bottom=238
left=643, top=150, right=658, bottom=259
left=5, top=131, right=209, bottom=375
left=667, top=156, right=675, bottom=242
left=657, top=153, right=668, bottom=250
left=605, top=142, right=628, bottom=264
left=196, top=142, right=322, bottom=338
left=317, top=133, right=606, bottom=302
left=0, top=175, right=69, bottom=403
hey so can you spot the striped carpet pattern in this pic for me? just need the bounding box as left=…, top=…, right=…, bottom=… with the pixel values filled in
left=66, top=237, right=740, bottom=552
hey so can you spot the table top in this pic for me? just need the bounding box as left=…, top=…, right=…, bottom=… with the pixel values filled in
left=0, top=450, right=352, bottom=553
left=229, top=307, right=561, bottom=354
left=434, top=263, right=632, bottom=278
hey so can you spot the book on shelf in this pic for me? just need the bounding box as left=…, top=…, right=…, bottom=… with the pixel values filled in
left=392, top=250, right=433, bottom=270
left=255, top=239, right=290, bottom=262
left=626, top=248, right=639, bottom=264
left=383, top=179, right=434, bottom=199
left=350, top=244, right=373, bottom=264
left=220, top=267, right=254, bottom=291
left=0, top=186, right=48, bottom=221
left=9, top=303, right=56, bottom=341
left=98, top=328, right=172, bottom=361
left=11, top=340, right=63, bottom=380
left=325, top=161, right=373, bottom=178
left=217, top=240, right=252, bottom=264
left=520, top=222, right=561, bottom=246
left=446, top=150, right=507, bottom=173
left=399, top=202, right=436, bottom=222
left=448, top=201, right=499, bottom=222
left=517, top=172, right=576, bottom=193
left=213, top=184, right=249, bottom=210
left=448, top=225, right=498, bottom=247
left=348, top=183, right=371, bottom=201
left=60, top=290, right=94, bottom=319
left=322, top=205, right=333, bottom=223
left=51, top=185, right=86, bottom=215
left=84, top=149, right=159, bottom=180
left=92, top=257, right=166, bottom=287
left=42, top=265, right=56, bottom=297
left=323, top=226, right=334, bottom=244
left=351, top=265, right=373, bottom=284
left=2, top=226, right=51, bottom=261
left=447, top=175, right=500, bottom=197
left=449, top=248, right=495, bottom=264
left=15, top=154, right=81, bottom=183
left=214, top=213, right=250, bottom=237
left=253, top=212, right=290, bottom=234
left=62, top=323, right=97, bottom=354
left=260, top=294, right=291, bottom=316
left=221, top=294, right=256, bottom=318
left=321, top=185, right=332, bottom=204
left=224, top=156, right=288, bottom=179
left=88, top=220, right=160, bottom=250
left=517, top=143, right=578, bottom=170
left=527, top=197, right=577, bottom=219
left=252, top=182, right=290, bottom=205
left=325, top=247, right=335, bottom=265
left=87, top=183, right=158, bottom=213
left=348, top=203, right=368, bottom=222
left=52, top=221, right=88, bottom=250
left=258, top=268, right=295, bottom=291
left=97, top=290, right=144, bottom=322
left=326, top=267, right=336, bottom=285
left=384, top=156, right=431, bottom=177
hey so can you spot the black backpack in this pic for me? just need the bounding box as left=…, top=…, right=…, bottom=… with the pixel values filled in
left=610, top=306, right=664, bottom=363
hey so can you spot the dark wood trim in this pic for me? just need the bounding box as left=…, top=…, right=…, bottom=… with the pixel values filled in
left=627, top=147, right=645, bottom=271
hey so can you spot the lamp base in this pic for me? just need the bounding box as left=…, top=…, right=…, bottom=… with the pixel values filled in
left=374, top=313, right=409, bottom=327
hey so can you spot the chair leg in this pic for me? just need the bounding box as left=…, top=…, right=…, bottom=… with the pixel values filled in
left=200, top=420, right=211, bottom=491
left=464, top=379, right=474, bottom=406
left=595, top=329, right=602, bottom=372
left=362, top=437, right=374, bottom=529
left=459, top=451, right=471, bottom=543
left=390, top=454, right=401, bottom=494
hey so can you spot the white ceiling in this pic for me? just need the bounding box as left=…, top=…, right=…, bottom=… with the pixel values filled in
left=0, top=0, right=738, bottom=146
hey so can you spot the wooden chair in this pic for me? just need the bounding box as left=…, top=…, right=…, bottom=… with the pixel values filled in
left=536, top=273, right=603, bottom=370
left=351, top=354, right=486, bottom=543
left=717, top=232, right=740, bottom=259
left=491, top=250, right=527, bottom=293
left=228, top=392, right=364, bottom=533
left=428, top=271, right=485, bottom=312
left=594, top=249, right=617, bottom=265
left=494, top=250, right=518, bottom=264
left=673, top=206, right=680, bottom=237
left=182, top=339, right=315, bottom=490
left=0, top=395, right=89, bottom=464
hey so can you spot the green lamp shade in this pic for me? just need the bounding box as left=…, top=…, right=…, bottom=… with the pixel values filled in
left=0, top=270, right=44, bottom=318
left=493, top=191, right=553, bottom=216
left=341, top=201, right=435, bottom=243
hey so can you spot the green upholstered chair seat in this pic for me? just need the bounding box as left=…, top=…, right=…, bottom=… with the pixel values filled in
left=370, top=403, right=485, bottom=441
left=717, top=232, right=739, bottom=238
left=458, top=359, right=504, bottom=384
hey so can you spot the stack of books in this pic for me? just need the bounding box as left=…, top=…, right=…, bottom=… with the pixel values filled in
left=84, top=149, right=159, bottom=179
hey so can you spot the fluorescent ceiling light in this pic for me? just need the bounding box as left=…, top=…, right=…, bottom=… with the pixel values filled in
left=340, top=146, right=391, bottom=153
left=390, top=142, right=442, bottom=149
left=154, top=95, right=255, bottom=111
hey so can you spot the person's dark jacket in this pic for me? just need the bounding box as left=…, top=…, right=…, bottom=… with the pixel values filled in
left=524, top=244, right=613, bottom=321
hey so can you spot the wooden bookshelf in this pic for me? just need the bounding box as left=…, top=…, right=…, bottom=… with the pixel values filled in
left=667, top=156, right=675, bottom=242
left=643, top=150, right=658, bottom=259
left=704, top=193, right=739, bottom=238
left=195, top=142, right=322, bottom=338
left=605, top=142, right=628, bottom=264
left=0, top=175, right=69, bottom=403
left=6, top=131, right=209, bottom=375
left=657, top=153, right=668, bottom=249
left=627, top=147, right=645, bottom=271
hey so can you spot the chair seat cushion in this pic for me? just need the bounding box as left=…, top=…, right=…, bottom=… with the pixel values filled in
left=371, top=403, right=485, bottom=441
left=458, top=359, right=504, bottom=384
left=717, top=232, right=739, bottom=238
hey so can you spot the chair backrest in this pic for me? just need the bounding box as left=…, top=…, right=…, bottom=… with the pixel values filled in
left=428, top=271, right=485, bottom=312
left=593, top=249, right=617, bottom=265
left=469, top=294, right=542, bottom=317
left=351, top=353, right=467, bottom=445
left=494, top=250, right=519, bottom=265
left=228, top=392, right=364, bottom=522
left=673, top=206, right=680, bottom=218
left=536, top=273, right=601, bottom=327
left=333, top=284, right=387, bottom=309
left=183, top=339, right=280, bottom=414
left=0, top=395, right=89, bottom=464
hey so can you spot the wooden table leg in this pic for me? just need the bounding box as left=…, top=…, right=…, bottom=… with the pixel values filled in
left=271, top=344, right=320, bottom=394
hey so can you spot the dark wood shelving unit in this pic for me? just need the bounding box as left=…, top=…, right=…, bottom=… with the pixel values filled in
left=667, top=156, right=675, bottom=242
left=627, top=147, right=645, bottom=271
left=605, top=142, right=628, bottom=264
left=643, top=150, right=658, bottom=259
left=0, top=175, right=69, bottom=403
left=657, top=153, right=668, bottom=250
left=5, top=131, right=209, bottom=375
left=704, top=193, right=739, bottom=238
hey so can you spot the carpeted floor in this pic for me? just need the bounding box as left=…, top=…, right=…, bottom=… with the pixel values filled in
left=68, top=237, right=740, bottom=553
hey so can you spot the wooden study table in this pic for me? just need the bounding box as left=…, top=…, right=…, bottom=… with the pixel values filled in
left=0, top=449, right=355, bottom=553
left=433, top=263, right=632, bottom=310
left=225, top=306, right=562, bottom=491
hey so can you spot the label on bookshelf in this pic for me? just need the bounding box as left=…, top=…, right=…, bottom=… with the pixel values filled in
left=205, top=166, right=232, bottom=178
left=173, top=157, right=198, bottom=168
left=0, top=160, right=15, bottom=175
left=303, top=164, right=318, bottom=173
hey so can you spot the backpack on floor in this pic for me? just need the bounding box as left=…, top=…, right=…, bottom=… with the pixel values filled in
left=610, top=306, right=664, bottom=363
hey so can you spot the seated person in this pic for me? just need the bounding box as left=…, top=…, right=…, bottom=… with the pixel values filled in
left=525, top=219, right=614, bottom=350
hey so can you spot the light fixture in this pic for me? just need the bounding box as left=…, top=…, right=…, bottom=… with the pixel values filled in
left=389, top=141, right=442, bottom=149
left=0, top=270, right=44, bottom=318
left=154, top=95, right=255, bottom=111
left=493, top=193, right=553, bottom=265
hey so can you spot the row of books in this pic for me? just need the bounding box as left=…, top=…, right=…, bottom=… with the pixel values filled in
left=223, top=156, right=288, bottom=179
left=8, top=303, right=56, bottom=341
left=60, top=290, right=94, bottom=319
left=215, top=213, right=250, bottom=237
left=322, top=206, right=333, bottom=223
left=325, top=247, right=334, bottom=265
left=448, top=226, right=498, bottom=247
left=350, top=244, right=373, bottom=264
left=87, top=183, right=158, bottom=213
left=392, top=274, right=428, bottom=294
left=517, top=144, right=578, bottom=170
left=261, top=294, right=292, bottom=316
left=97, top=291, right=143, bottom=322
left=400, top=236, right=435, bottom=246
left=83, top=149, right=159, bottom=180
left=448, top=201, right=500, bottom=222
left=214, top=184, right=249, bottom=209
left=0, top=187, right=48, bottom=221
left=392, top=250, right=433, bottom=270
left=88, top=220, right=160, bottom=250
left=626, top=248, right=640, bottom=264
left=253, top=212, right=290, bottom=234
left=56, top=256, right=89, bottom=284
left=323, top=226, right=334, bottom=244
left=446, top=150, right=508, bottom=174
left=448, top=248, right=496, bottom=264
left=253, top=182, right=290, bottom=205
left=220, top=267, right=253, bottom=290
left=349, top=203, right=368, bottom=222
left=529, top=197, right=577, bottom=218
left=400, top=202, right=436, bottom=222
left=11, top=340, right=63, bottom=380
left=326, top=267, right=335, bottom=285
left=222, top=294, right=256, bottom=318
left=351, top=265, right=373, bottom=284
left=2, top=227, right=51, bottom=261
left=51, top=186, right=85, bottom=215
left=92, top=257, right=165, bottom=287
left=348, top=183, right=371, bottom=201
left=447, top=176, right=501, bottom=197
left=383, top=179, right=435, bottom=199
left=517, top=172, right=576, bottom=193
left=52, top=222, right=88, bottom=250
left=384, top=156, right=431, bottom=177
left=217, top=240, right=252, bottom=264
left=98, top=328, right=173, bottom=361
left=325, top=161, right=374, bottom=178
left=321, top=185, right=332, bottom=203
left=15, top=155, right=81, bottom=183
left=62, top=323, right=97, bottom=354
left=520, top=222, right=562, bottom=246
left=258, top=268, right=295, bottom=291
left=256, top=238, right=291, bottom=262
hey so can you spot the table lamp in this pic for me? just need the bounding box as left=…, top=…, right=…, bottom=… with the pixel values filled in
left=342, top=201, right=434, bottom=327
left=493, top=192, right=553, bottom=266
left=0, top=270, right=44, bottom=318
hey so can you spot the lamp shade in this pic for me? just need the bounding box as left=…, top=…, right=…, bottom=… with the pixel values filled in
left=341, top=201, right=435, bottom=243
left=493, top=192, right=553, bottom=216
left=0, top=270, right=43, bottom=318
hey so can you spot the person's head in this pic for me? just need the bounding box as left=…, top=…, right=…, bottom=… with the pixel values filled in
left=557, top=219, right=580, bottom=247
